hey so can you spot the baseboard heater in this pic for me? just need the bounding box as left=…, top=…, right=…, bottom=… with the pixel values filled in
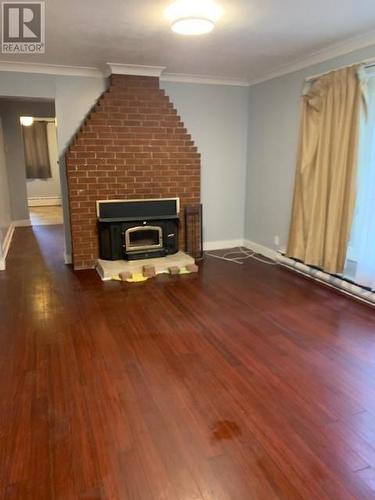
left=277, top=254, right=375, bottom=306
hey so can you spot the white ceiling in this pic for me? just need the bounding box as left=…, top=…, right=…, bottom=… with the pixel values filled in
left=2, top=0, right=375, bottom=83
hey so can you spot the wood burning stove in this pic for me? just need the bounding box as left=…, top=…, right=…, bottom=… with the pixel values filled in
left=97, top=198, right=179, bottom=261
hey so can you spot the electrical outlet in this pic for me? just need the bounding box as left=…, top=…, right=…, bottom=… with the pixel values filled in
left=274, top=235, right=280, bottom=246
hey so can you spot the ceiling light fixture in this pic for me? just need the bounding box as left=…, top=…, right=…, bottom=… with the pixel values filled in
left=20, top=116, right=34, bottom=127
left=165, top=0, right=223, bottom=36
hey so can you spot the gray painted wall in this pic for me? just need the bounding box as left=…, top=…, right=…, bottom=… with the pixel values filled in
left=0, top=72, right=248, bottom=259
left=0, top=71, right=107, bottom=257
left=0, top=100, right=55, bottom=220
left=54, top=75, right=107, bottom=258
left=0, top=118, right=11, bottom=264
left=245, top=44, right=375, bottom=252
left=3, top=47, right=372, bottom=261
left=162, top=81, right=249, bottom=244
left=0, top=72, right=107, bottom=157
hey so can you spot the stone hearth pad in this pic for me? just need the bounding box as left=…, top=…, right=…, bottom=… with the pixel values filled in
left=96, top=251, right=195, bottom=281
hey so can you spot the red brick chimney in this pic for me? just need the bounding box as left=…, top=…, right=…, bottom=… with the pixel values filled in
left=65, top=69, right=201, bottom=270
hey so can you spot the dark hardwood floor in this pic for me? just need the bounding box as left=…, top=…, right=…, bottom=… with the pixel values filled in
left=1, top=225, right=375, bottom=499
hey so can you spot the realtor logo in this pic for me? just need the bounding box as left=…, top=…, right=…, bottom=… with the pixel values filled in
left=2, top=2, right=45, bottom=53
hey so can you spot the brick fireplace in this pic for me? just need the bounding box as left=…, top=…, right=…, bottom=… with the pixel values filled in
left=65, top=72, right=201, bottom=270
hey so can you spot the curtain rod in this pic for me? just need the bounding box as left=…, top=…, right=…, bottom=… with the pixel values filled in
left=304, top=56, right=375, bottom=83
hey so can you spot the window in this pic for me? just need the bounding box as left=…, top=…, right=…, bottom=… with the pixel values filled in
left=345, top=69, right=375, bottom=290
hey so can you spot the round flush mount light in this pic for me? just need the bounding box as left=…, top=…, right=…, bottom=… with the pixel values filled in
left=20, top=116, right=34, bottom=126
left=172, top=18, right=215, bottom=35
left=165, top=0, right=223, bottom=36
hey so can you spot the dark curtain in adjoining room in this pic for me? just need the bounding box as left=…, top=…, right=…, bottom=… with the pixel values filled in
left=22, top=121, right=51, bottom=179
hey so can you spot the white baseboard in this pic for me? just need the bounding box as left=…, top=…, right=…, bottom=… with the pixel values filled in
left=203, top=239, right=244, bottom=251
left=243, top=239, right=279, bottom=261
left=12, top=219, right=31, bottom=227
left=28, top=196, right=62, bottom=207
left=2, top=224, right=15, bottom=258
left=202, top=239, right=280, bottom=261
left=64, top=252, right=72, bottom=265
left=0, top=223, right=15, bottom=271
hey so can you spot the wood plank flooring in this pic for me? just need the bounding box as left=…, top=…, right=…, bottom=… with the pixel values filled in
left=1, top=225, right=375, bottom=499
left=29, top=205, right=64, bottom=226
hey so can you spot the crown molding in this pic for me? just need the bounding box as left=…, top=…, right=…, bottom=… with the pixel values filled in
left=0, top=60, right=102, bottom=77
left=248, top=29, right=375, bottom=86
left=0, top=60, right=246, bottom=85
left=2, top=25, right=375, bottom=88
left=106, top=63, right=166, bottom=78
left=161, top=72, right=249, bottom=87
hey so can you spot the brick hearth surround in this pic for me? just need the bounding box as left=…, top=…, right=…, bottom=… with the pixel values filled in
left=65, top=74, right=201, bottom=270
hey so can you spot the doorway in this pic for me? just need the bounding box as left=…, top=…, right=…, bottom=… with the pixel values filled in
left=0, top=98, right=63, bottom=226
left=22, top=117, right=63, bottom=226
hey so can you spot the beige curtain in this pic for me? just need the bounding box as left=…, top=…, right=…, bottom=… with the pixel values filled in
left=22, top=121, right=51, bottom=179
left=287, top=66, right=362, bottom=274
